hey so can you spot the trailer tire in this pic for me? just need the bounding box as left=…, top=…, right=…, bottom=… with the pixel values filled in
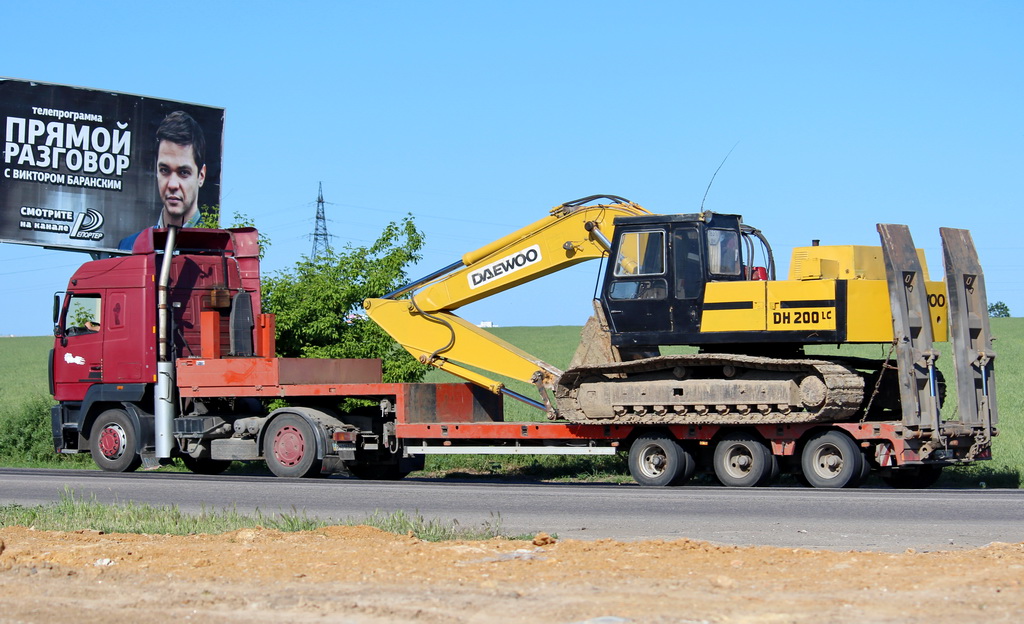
left=263, top=414, right=323, bottom=478
left=712, top=433, right=775, bottom=487
left=89, top=409, right=142, bottom=473
left=882, top=465, right=943, bottom=489
left=800, top=431, right=865, bottom=488
left=628, top=434, right=694, bottom=487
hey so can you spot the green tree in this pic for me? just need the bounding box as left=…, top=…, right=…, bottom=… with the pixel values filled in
left=198, top=203, right=221, bottom=229
left=262, top=216, right=427, bottom=383
left=988, top=301, right=1010, bottom=318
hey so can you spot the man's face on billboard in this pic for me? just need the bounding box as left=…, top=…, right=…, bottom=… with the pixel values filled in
left=156, top=140, right=205, bottom=223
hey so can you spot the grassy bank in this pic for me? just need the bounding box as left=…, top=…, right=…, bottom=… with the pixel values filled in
left=0, top=489, right=516, bottom=541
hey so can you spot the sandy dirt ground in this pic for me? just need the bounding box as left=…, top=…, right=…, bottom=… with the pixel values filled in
left=1, top=525, right=1022, bottom=623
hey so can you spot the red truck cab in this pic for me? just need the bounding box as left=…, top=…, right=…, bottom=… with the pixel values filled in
left=50, top=227, right=263, bottom=464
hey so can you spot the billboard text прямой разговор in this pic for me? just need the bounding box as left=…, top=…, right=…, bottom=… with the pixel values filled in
left=1, top=77, right=223, bottom=253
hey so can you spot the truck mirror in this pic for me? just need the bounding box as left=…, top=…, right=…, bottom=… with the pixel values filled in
left=53, top=292, right=67, bottom=344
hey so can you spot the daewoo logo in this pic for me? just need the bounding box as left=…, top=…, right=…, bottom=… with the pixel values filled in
left=468, top=245, right=542, bottom=289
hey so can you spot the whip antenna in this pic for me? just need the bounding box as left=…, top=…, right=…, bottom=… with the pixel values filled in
left=700, top=142, right=740, bottom=212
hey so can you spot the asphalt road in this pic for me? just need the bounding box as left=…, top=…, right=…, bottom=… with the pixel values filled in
left=1, top=468, right=1021, bottom=552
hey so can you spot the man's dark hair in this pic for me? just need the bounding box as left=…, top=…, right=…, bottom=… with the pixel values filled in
left=156, top=110, right=206, bottom=170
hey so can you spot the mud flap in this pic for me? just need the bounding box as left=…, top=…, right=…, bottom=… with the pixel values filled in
left=940, top=228, right=997, bottom=440
left=877, top=224, right=941, bottom=433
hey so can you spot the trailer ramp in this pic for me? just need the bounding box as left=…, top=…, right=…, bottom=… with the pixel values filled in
left=877, top=224, right=942, bottom=433
left=940, top=227, right=997, bottom=447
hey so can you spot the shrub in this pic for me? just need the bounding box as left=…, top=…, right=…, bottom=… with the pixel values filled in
left=0, top=395, right=89, bottom=466
left=0, top=395, right=58, bottom=462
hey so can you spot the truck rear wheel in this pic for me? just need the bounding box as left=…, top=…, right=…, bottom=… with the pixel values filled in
left=89, top=409, right=142, bottom=473
left=628, top=434, right=694, bottom=487
left=712, top=433, right=776, bottom=487
left=263, top=414, right=323, bottom=478
left=800, top=431, right=865, bottom=488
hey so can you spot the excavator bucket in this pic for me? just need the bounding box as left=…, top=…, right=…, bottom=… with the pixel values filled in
left=877, top=224, right=942, bottom=432
left=940, top=228, right=998, bottom=431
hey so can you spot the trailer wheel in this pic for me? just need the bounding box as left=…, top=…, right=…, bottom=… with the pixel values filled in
left=800, top=431, right=865, bottom=488
left=628, top=434, right=694, bottom=487
left=712, top=434, right=775, bottom=487
left=882, top=465, right=943, bottom=489
left=89, top=409, right=142, bottom=473
left=180, top=455, right=232, bottom=476
left=263, top=415, right=323, bottom=478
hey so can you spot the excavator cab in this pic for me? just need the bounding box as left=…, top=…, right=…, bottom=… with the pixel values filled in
left=601, top=212, right=763, bottom=349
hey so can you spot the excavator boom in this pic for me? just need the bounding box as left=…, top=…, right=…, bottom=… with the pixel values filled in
left=363, top=195, right=650, bottom=407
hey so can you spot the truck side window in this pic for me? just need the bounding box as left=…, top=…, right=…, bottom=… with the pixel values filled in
left=614, top=231, right=665, bottom=277
left=674, top=228, right=702, bottom=299
left=64, top=294, right=102, bottom=336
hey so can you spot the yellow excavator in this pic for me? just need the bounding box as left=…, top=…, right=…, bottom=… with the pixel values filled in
left=364, top=195, right=996, bottom=462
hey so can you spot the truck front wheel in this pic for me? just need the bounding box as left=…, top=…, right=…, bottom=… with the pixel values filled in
left=263, top=414, right=323, bottom=478
left=89, top=409, right=142, bottom=473
left=628, top=434, right=694, bottom=487
left=800, top=431, right=865, bottom=488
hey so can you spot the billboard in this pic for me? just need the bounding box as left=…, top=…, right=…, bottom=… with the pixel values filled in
left=1, top=78, right=223, bottom=253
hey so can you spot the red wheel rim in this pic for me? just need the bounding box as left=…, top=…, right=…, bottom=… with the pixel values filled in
left=273, top=425, right=306, bottom=467
left=98, top=424, right=127, bottom=459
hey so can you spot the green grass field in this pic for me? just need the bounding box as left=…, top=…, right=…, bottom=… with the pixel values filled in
left=979, top=317, right=1023, bottom=484
left=2, top=319, right=1020, bottom=485
left=423, top=326, right=588, bottom=423
left=0, top=336, right=51, bottom=404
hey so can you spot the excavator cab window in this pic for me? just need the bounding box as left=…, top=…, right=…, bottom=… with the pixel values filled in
left=707, top=228, right=741, bottom=277
left=613, top=231, right=665, bottom=277
left=609, top=231, right=667, bottom=301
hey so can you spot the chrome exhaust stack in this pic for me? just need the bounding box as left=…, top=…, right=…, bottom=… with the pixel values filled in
left=155, top=226, right=178, bottom=459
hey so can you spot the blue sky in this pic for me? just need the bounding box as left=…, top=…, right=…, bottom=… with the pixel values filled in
left=1, top=1, right=1020, bottom=335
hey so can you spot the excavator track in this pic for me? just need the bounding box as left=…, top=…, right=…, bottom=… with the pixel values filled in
left=555, top=353, right=866, bottom=425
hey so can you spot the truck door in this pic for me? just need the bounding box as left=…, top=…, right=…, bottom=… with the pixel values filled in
left=603, top=229, right=673, bottom=335
left=52, top=292, right=105, bottom=402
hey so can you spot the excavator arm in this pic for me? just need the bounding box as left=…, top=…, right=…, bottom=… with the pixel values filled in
left=363, top=195, right=651, bottom=411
